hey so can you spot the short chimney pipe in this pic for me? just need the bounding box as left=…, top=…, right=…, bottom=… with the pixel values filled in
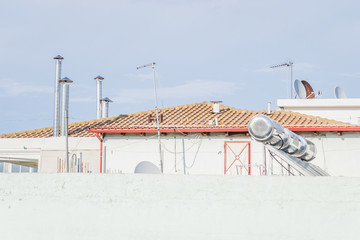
left=211, top=101, right=222, bottom=114
left=267, top=102, right=271, bottom=115
left=59, top=77, right=73, bottom=137
left=101, top=97, right=113, bottom=118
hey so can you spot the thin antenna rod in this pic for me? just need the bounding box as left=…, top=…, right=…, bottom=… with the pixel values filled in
left=136, top=62, right=163, bottom=173
left=270, top=61, right=294, bottom=99
left=137, top=63, right=154, bottom=70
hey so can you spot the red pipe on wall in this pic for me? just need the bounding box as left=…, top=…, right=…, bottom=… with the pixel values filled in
left=96, top=133, right=103, bottom=173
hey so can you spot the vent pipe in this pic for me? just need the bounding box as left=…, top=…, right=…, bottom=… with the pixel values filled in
left=101, top=97, right=113, bottom=118
left=211, top=101, right=222, bottom=113
left=94, top=75, right=104, bottom=119
left=267, top=102, right=271, bottom=114
left=59, top=77, right=73, bottom=137
left=53, top=55, right=63, bottom=136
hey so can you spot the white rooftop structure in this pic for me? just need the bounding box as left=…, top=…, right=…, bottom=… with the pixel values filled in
left=277, top=98, right=360, bottom=125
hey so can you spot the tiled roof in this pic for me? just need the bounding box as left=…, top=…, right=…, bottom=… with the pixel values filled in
left=0, top=102, right=355, bottom=139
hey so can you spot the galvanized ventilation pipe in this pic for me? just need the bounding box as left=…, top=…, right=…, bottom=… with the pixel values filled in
left=101, top=97, right=113, bottom=118
left=94, top=75, right=104, bottom=119
left=53, top=55, right=63, bottom=136
left=248, top=114, right=316, bottom=161
left=59, top=77, right=73, bottom=137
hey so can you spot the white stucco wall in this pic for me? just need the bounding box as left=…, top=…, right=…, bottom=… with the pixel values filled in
left=1, top=131, right=360, bottom=177
left=104, top=133, right=261, bottom=175
left=103, top=132, right=360, bottom=177
left=38, top=137, right=100, bottom=173
left=277, top=98, right=360, bottom=124
left=0, top=137, right=100, bottom=173
left=0, top=174, right=359, bottom=240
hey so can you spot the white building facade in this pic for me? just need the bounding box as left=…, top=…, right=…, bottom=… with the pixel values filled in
left=2, top=102, right=360, bottom=177
left=277, top=98, right=360, bottom=124
left=0, top=137, right=99, bottom=173
left=98, top=130, right=360, bottom=177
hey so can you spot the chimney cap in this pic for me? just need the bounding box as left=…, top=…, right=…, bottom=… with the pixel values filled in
left=101, top=97, right=113, bottom=103
left=53, top=55, right=64, bottom=60
left=94, top=75, right=104, bottom=80
left=59, top=77, right=73, bottom=83
left=211, top=101, right=222, bottom=113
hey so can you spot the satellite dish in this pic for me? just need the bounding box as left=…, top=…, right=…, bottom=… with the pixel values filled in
left=301, top=80, right=315, bottom=99
left=294, top=80, right=307, bottom=99
left=335, top=86, right=347, bottom=99
left=134, top=161, right=161, bottom=174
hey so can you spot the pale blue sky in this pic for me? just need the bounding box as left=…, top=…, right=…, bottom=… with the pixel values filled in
left=1, top=0, right=360, bottom=134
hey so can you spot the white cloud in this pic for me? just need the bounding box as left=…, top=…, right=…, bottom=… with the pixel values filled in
left=339, top=73, right=360, bottom=78
left=112, top=80, right=240, bottom=104
left=0, top=79, right=52, bottom=97
left=126, top=73, right=154, bottom=80
left=256, top=67, right=274, bottom=73
left=295, top=62, right=316, bottom=72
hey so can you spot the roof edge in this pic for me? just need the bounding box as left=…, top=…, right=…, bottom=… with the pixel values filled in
left=88, top=126, right=360, bottom=134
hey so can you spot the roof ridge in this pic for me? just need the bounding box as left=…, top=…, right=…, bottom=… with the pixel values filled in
left=0, top=101, right=357, bottom=138
left=0, top=102, right=211, bottom=137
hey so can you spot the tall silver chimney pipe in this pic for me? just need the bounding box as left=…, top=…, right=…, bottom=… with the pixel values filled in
left=53, top=55, right=63, bottom=136
left=94, top=75, right=104, bottom=119
left=59, top=77, right=73, bottom=137
left=101, top=97, right=113, bottom=118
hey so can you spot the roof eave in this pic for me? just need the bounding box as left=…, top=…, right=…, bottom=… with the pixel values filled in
left=88, top=126, right=360, bottom=134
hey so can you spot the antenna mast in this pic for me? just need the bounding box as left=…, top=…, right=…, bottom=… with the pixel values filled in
left=270, top=61, right=294, bottom=99
left=137, top=62, right=163, bottom=173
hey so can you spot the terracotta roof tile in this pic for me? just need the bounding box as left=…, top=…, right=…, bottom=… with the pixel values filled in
left=0, top=101, right=356, bottom=138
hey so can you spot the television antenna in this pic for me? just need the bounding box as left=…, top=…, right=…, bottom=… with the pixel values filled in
left=137, top=62, right=163, bottom=173
left=270, top=61, right=294, bottom=98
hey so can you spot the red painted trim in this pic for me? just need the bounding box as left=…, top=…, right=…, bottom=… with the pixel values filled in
left=89, top=126, right=360, bottom=134
left=89, top=128, right=248, bottom=133
left=96, top=132, right=103, bottom=173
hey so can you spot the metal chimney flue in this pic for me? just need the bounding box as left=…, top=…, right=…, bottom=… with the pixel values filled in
left=101, top=97, right=113, bottom=118
left=53, top=55, right=64, bottom=136
left=94, top=75, right=104, bottom=119
left=59, top=77, right=73, bottom=137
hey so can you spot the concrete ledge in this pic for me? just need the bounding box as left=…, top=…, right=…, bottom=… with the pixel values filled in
left=278, top=98, right=360, bottom=108
left=0, top=174, right=359, bottom=240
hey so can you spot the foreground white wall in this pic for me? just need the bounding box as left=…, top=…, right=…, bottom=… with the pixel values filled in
left=0, top=174, right=359, bottom=240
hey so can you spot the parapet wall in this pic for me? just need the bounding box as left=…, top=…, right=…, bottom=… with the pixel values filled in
left=0, top=174, right=359, bottom=240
